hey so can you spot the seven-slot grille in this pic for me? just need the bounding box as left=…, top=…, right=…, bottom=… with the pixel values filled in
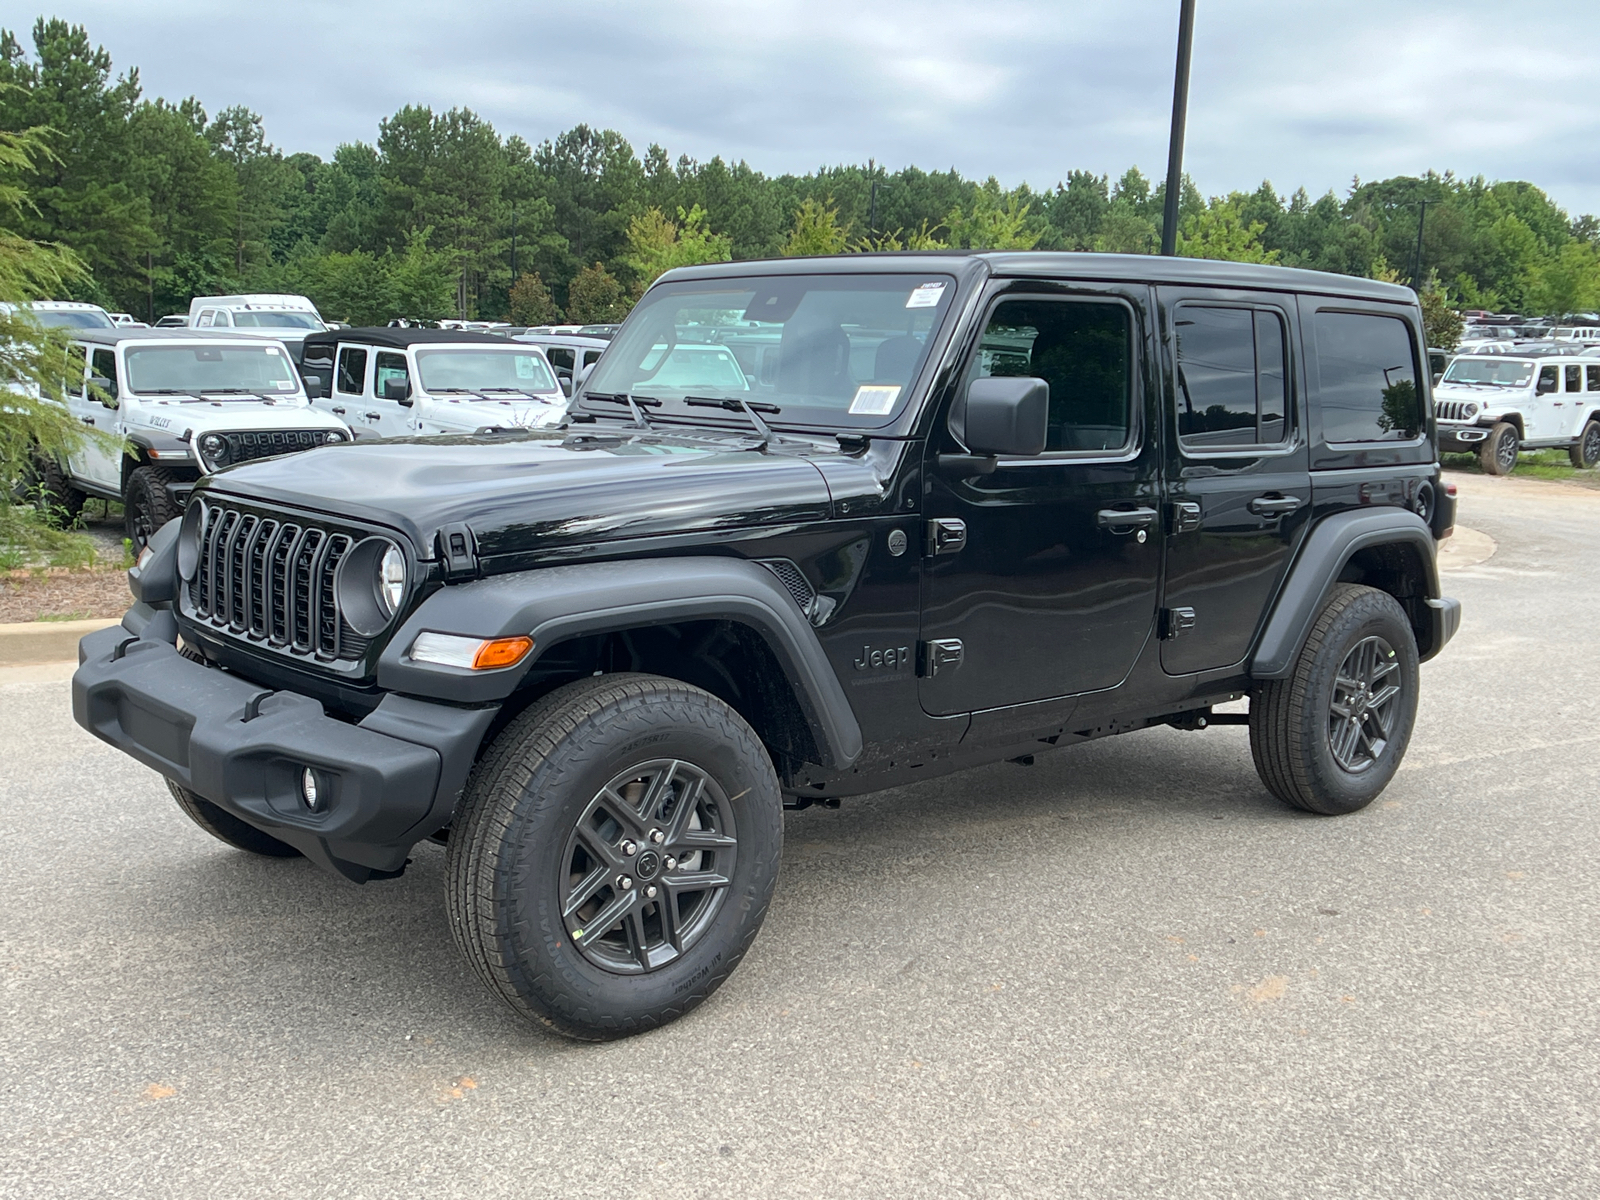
left=188, top=502, right=366, bottom=661
left=1434, top=399, right=1479, bottom=423
left=216, top=429, right=336, bottom=464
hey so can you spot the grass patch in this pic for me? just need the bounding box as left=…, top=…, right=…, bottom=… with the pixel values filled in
left=37, top=609, right=92, bottom=622
left=1, top=504, right=104, bottom=570
left=1441, top=449, right=1600, bottom=486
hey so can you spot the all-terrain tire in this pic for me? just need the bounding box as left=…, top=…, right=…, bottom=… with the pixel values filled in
left=167, top=780, right=302, bottom=857
left=446, top=673, right=783, bottom=1040
left=1570, top=419, right=1600, bottom=469
left=15, top=451, right=86, bottom=526
left=1478, top=421, right=1519, bottom=475
left=1249, top=584, right=1421, bottom=815
left=125, top=464, right=181, bottom=550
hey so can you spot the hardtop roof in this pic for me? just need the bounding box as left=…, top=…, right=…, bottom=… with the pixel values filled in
left=70, top=328, right=296, bottom=347
left=657, top=250, right=1417, bottom=304
left=302, top=327, right=519, bottom=353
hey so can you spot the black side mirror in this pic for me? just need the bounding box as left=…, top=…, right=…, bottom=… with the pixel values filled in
left=89, top=374, right=118, bottom=406
left=300, top=372, right=322, bottom=390
left=962, top=376, right=1049, bottom=457
left=382, top=378, right=413, bottom=405
left=1537, top=376, right=1557, bottom=395
left=559, top=377, right=573, bottom=398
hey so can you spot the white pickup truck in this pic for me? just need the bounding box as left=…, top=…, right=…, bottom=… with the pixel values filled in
left=31, top=328, right=351, bottom=547
left=1433, top=352, right=1600, bottom=474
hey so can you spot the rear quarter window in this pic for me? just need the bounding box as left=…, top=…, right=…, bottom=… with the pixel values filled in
left=1313, top=311, right=1422, bottom=443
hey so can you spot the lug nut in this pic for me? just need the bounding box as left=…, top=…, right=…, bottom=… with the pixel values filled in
left=617, top=875, right=633, bottom=891
left=620, top=839, right=638, bottom=856
left=645, top=885, right=658, bottom=899
left=649, top=829, right=665, bottom=844
left=664, top=856, right=677, bottom=871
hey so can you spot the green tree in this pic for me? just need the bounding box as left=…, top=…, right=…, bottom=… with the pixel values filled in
left=564, top=261, right=629, bottom=323
left=621, top=203, right=731, bottom=292
left=781, top=196, right=849, bottom=256
left=508, top=270, right=561, bottom=324
left=1178, top=197, right=1280, bottom=263
left=205, top=105, right=297, bottom=278
left=944, top=179, right=1042, bottom=250
left=1418, top=275, right=1464, bottom=348
left=1525, top=241, right=1600, bottom=318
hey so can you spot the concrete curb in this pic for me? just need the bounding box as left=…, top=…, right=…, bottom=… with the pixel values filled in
left=0, top=617, right=120, bottom=667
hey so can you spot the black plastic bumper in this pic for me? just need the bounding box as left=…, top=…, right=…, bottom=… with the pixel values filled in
left=72, top=618, right=497, bottom=882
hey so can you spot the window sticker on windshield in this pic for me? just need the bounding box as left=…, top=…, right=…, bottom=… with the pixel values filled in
left=515, top=358, right=537, bottom=378
left=265, top=346, right=282, bottom=356
left=906, top=282, right=945, bottom=309
left=273, top=379, right=295, bottom=390
left=849, top=384, right=901, bottom=415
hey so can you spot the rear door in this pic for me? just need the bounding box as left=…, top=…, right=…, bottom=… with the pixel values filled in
left=918, top=283, right=1162, bottom=716
left=332, top=343, right=373, bottom=431
left=1159, top=289, right=1311, bottom=675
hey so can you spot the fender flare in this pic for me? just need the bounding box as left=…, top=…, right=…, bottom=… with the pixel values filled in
left=376, top=556, right=864, bottom=769
left=1251, top=508, right=1443, bottom=679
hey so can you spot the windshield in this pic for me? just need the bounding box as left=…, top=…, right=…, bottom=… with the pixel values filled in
left=35, top=308, right=115, bottom=330
left=579, top=273, right=957, bottom=427
left=229, top=311, right=324, bottom=330
left=124, top=344, right=303, bottom=396
left=1442, top=358, right=1535, bottom=387
left=415, top=348, right=560, bottom=395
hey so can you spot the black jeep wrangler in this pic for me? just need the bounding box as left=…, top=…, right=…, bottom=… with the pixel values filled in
left=74, top=254, right=1460, bottom=1039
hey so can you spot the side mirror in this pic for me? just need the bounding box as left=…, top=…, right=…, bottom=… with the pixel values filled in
left=962, top=376, right=1049, bottom=457
left=89, top=374, right=119, bottom=406
left=1537, top=375, right=1557, bottom=395
left=382, top=378, right=413, bottom=405
left=300, top=372, right=322, bottom=391
left=559, top=377, right=573, bottom=398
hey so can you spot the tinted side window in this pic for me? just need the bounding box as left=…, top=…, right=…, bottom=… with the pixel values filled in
left=973, top=298, right=1132, bottom=453
left=91, top=348, right=118, bottom=401
left=546, top=346, right=575, bottom=372
left=1313, top=311, right=1421, bottom=443
left=1566, top=365, right=1582, bottom=392
left=336, top=347, right=368, bottom=395
left=583, top=349, right=602, bottom=368
left=1174, top=305, right=1289, bottom=448
left=1587, top=365, right=1600, bottom=391
left=1537, top=366, right=1558, bottom=395
left=63, top=344, right=86, bottom=398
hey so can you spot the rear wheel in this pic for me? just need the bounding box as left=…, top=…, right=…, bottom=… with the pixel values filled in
left=14, top=451, right=85, bottom=526
left=1478, top=421, right=1519, bottom=475
left=447, top=673, right=783, bottom=1040
left=1250, top=584, right=1420, bottom=815
left=125, top=464, right=180, bottom=551
left=1570, top=419, right=1600, bottom=469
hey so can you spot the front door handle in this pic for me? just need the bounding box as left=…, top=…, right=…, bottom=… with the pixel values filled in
left=79, top=416, right=96, bottom=426
left=1248, top=494, right=1305, bottom=517
left=1097, top=506, right=1159, bottom=532
left=330, top=405, right=346, bottom=415
left=364, top=411, right=381, bottom=422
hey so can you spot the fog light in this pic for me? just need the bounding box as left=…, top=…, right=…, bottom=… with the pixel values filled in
left=300, top=767, right=322, bottom=812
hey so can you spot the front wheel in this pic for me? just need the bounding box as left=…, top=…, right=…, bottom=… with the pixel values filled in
left=1250, top=584, right=1421, bottom=815
left=14, top=451, right=85, bottom=526
left=1478, top=421, right=1519, bottom=475
left=167, top=780, right=302, bottom=857
left=446, top=674, right=783, bottom=1040
left=125, top=465, right=181, bottom=551
left=1571, top=420, right=1600, bottom=469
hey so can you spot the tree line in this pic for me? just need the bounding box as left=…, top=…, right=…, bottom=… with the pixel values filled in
left=5, top=16, right=1600, bottom=330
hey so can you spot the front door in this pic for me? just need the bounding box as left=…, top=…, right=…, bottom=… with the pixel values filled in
left=1158, top=291, right=1312, bottom=674
left=65, top=345, right=124, bottom=490
left=368, top=350, right=414, bottom=435
left=331, top=344, right=373, bottom=433
left=919, top=286, right=1162, bottom=716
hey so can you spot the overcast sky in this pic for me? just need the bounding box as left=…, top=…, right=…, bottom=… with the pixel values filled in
left=22, top=0, right=1600, bottom=216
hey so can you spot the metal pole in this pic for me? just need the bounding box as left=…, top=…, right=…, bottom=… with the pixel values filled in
left=870, top=178, right=878, bottom=243
left=1410, top=200, right=1427, bottom=289
left=511, top=200, right=517, bottom=282
left=1160, top=0, right=1197, bottom=256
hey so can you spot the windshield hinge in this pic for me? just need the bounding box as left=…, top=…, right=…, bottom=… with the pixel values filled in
left=436, top=522, right=479, bottom=580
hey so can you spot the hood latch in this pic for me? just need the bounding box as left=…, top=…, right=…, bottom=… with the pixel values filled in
left=436, top=522, right=479, bottom=580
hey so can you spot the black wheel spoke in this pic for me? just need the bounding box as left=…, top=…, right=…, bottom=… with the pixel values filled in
left=666, top=868, right=731, bottom=893
left=663, top=773, right=706, bottom=844
left=656, top=891, right=684, bottom=952
left=563, top=864, right=610, bottom=919
left=575, top=821, right=624, bottom=870
left=624, top=908, right=652, bottom=969
left=575, top=887, right=637, bottom=946
left=598, top=786, right=650, bottom=835
left=1327, top=634, right=1403, bottom=774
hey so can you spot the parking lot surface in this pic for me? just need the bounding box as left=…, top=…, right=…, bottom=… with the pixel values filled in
left=3, top=471, right=1597, bottom=1199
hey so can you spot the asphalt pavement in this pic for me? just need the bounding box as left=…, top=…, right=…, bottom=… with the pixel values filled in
left=3, top=470, right=1597, bottom=1200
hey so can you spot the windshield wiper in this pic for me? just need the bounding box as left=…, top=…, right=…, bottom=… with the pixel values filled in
left=479, top=387, right=554, bottom=400
left=587, top=392, right=661, bottom=429
left=682, top=396, right=780, bottom=448
left=429, top=387, right=492, bottom=400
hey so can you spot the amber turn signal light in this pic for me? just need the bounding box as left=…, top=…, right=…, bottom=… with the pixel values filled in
left=473, top=636, right=533, bottom=670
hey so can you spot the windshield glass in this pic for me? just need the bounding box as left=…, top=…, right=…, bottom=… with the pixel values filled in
left=229, top=311, right=324, bottom=329
left=35, top=308, right=114, bottom=330
left=1442, top=358, right=1535, bottom=387
left=579, top=273, right=957, bottom=427
left=415, top=348, right=560, bottom=395
left=124, top=344, right=302, bottom=396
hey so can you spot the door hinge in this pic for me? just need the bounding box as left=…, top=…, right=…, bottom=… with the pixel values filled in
left=436, top=522, right=479, bottom=579
left=918, top=638, right=964, bottom=677
left=1170, top=500, right=1203, bottom=534
left=1161, top=607, right=1197, bottom=640
left=926, top=517, right=967, bottom=556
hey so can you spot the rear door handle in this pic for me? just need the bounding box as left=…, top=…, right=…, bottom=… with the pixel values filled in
left=79, top=416, right=95, bottom=425
left=1097, top=506, right=1159, bottom=531
left=364, top=411, right=381, bottom=422
left=1248, top=494, right=1305, bottom=517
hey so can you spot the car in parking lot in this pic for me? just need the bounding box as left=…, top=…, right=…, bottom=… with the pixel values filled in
left=300, top=328, right=567, bottom=436
left=28, top=300, right=117, bottom=330
left=511, top=331, right=609, bottom=394
left=1434, top=353, right=1600, bottom=472
left=26, top=327, right=351, bottom=547
left=76, top=252, right=1459, bottom=1041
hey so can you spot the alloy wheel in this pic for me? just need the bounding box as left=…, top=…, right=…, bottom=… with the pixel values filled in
left=1327, top=635, right=1402, bottom=774
left=560, top=758, right=737, bottom=974
left=1495, top=430, right=1518, bottom=473
left=1584, top=423, right=1600, bottom=467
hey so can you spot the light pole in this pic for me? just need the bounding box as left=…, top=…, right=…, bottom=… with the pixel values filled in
left=1160, top=0, right=1197, bottom=256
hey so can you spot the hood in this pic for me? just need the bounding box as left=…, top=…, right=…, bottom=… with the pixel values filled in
left=132, top=398, right=346, bottom=435
left=202, top=428, right=838, bottom=561
left=425, top=394, right=566, bottom=430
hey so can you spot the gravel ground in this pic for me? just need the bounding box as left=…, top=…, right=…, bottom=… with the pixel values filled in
left=1, top=468, right=1596, bottom=1199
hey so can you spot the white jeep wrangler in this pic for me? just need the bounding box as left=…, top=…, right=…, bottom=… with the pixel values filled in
left=1433, top=353, right=1600, bottom=474
left=31, top=328, right=352, bottom=547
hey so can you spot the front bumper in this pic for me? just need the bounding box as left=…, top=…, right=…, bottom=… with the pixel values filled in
left=72, top=615, right=497, bottom=882
left=1438, top=424, right=1490, bottom=452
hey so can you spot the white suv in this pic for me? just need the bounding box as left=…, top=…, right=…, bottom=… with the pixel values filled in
left=299, top=328, right=567, bottom=437
left=1434, top=353, right=1600, bottom=474
left=32, top=328, right=352, bottom=547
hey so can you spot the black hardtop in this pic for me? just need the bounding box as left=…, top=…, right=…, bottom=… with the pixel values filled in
left=658, top=250, right=1417, bottom=305
left=302, top=327, right=514, bottom=355
left=71, top=328, right=294, bottom=347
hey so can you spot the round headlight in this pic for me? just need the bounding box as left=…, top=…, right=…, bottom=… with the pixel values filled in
left=199, top=433, right=227, bottom=463
left=177, top=500, right=206, bottom=581
left=379, top=544, right=405, bottom=616
left=324, top=430, right=345, bottom=444
left=1464, top=403, right=1479, bottom=418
